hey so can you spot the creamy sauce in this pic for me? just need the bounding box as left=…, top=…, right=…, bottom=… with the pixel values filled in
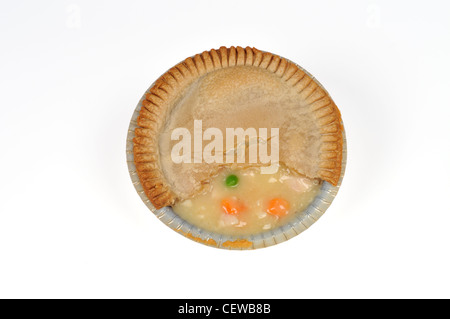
left=172, top=165, right=321, bottom=236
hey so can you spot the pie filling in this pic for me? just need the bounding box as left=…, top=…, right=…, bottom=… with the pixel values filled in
left=172, top=164, right=321, bottom=236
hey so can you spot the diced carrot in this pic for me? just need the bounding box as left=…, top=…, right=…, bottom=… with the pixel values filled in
left=266, top=198, right=290, bottom=217
left=221, top=198, right=246, bottom=215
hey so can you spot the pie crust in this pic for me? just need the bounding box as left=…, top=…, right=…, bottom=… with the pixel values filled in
left=133, top=46, right=343, bottom=209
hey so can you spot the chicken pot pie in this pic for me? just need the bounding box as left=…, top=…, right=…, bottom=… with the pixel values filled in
left=133, top=46, right=343, bottom=236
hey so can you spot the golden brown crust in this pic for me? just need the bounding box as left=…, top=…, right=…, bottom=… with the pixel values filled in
left=133, top=46, right=343, bottom=209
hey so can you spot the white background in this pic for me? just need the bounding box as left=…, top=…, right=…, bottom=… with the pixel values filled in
left=1, top=0, right=449, bottom=299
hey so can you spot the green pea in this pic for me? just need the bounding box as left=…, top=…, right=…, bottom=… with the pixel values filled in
left=225, top=174, right=239, bottom=187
